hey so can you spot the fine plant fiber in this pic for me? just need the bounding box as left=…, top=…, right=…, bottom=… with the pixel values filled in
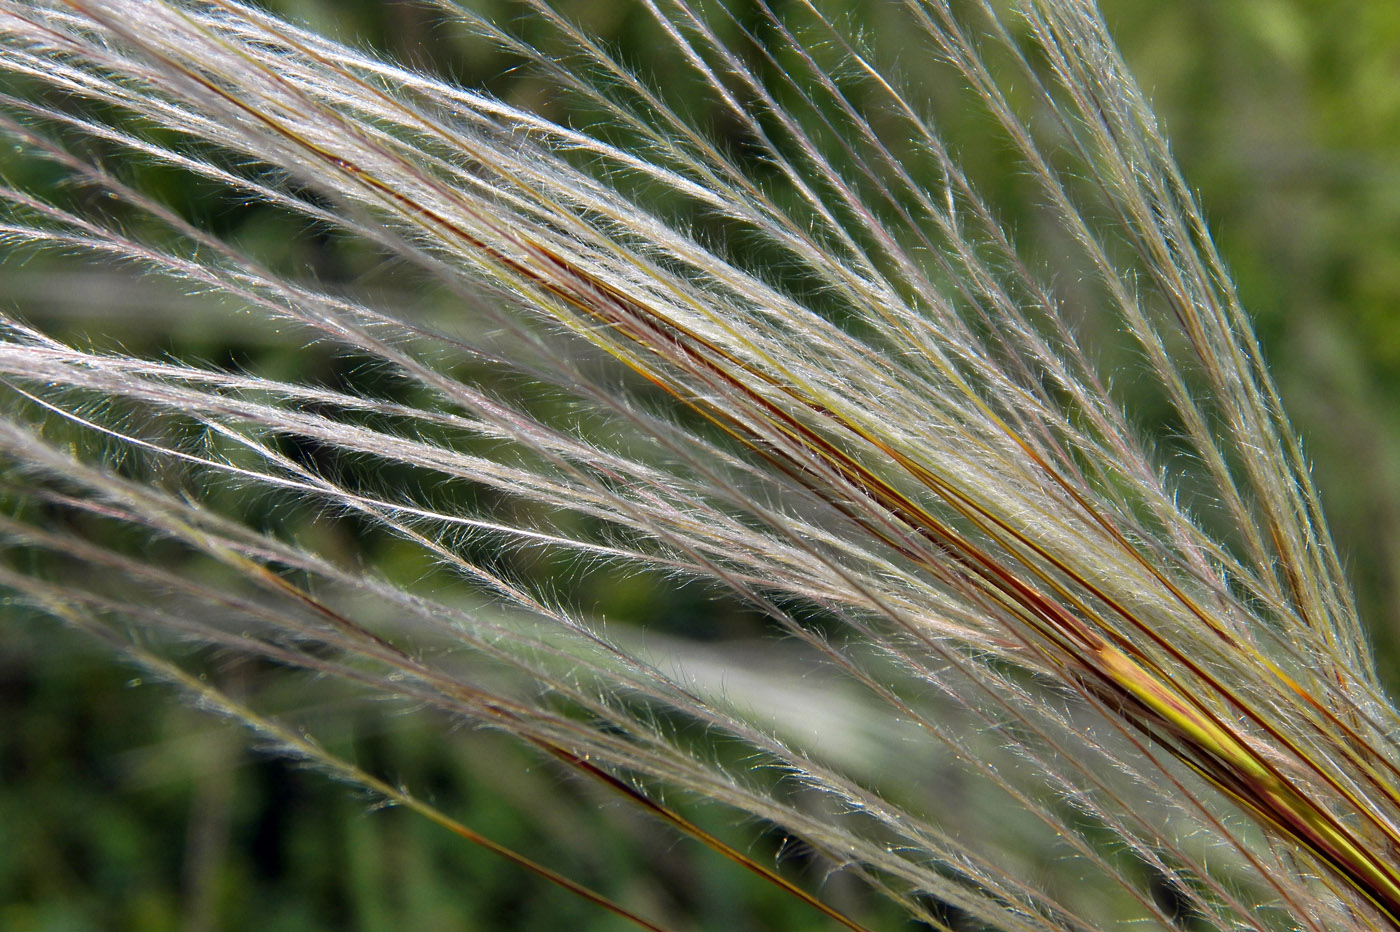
left=0, top=0, right=1396, bottom=930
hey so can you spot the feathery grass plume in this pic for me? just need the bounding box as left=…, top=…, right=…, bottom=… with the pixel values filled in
left=0, top=0, right=1396, bottom=928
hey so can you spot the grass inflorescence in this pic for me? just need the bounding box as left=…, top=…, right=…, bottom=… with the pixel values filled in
left=1, top=1, right=1398, bottom=929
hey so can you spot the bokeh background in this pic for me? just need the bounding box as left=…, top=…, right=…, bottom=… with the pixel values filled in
left=3, top=0, right=1400, bottom=929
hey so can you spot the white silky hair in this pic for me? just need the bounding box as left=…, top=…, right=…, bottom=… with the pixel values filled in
left=0, top=1, right=1397, bottom=929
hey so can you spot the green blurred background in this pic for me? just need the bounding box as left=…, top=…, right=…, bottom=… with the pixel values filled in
left=3, top=0, right=1400, bottom=929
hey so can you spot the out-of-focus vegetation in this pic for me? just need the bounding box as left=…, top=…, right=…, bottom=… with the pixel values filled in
left=2, top=1, right=1400, bottom=929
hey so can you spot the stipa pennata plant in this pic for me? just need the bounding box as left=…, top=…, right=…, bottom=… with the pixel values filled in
left=0, top=0, right=1396, bottom=929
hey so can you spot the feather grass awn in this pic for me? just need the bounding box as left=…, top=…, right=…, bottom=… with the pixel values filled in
left=1, top=0, right=1398, bottom=928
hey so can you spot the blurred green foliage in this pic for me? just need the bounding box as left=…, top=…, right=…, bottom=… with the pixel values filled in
left=4, top=0, right=1400, bottom=929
